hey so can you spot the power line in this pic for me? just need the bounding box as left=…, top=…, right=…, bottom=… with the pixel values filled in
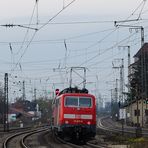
left=9, top=1, right=39, bottom=73
left=0, top=24, right=38, bottom=31
left=8, top=27, right=142, bottom=68
left=10, top=0, right=77, bottom=72
left=127, top=0, right=147, bottom=20
left=38, top=0, right=77, bottom=31
left=0, top=28, right=116, bottom=46
left=114, top=0, right=147, bottom=26
left=138, top=0, right=147, bottom=19
left=78, top=31, right=137, bottom=67
left=15, top=2, right=38, bottom=56
left=13, top=20, right=114, bottom=26
left=68, top=28, right=118, bottom=56
left=11, top=31, right=37, bottom=72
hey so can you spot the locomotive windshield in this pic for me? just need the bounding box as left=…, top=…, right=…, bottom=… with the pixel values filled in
left=65, top=96, right=92, bottom=107
left=65, top=97, right=78, bottom=106
left=79, top=97, right=91, bottom=107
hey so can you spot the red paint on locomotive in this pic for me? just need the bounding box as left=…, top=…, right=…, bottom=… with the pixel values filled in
left=52, top=88, right=96, bottom=140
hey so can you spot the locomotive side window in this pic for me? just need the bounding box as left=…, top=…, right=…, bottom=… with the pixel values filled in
left=65, top=97, right=78, bottom=106
left=79, top=97, right=92, bottom=107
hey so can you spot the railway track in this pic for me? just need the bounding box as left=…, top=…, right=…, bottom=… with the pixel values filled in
left=97, top=116, right=148, bottom=137
left=3, top=127, right=49, bottom=148
left=3, top=122, right=110, bottom=148
left=56, top=136, right=108, bottom=148
left=97, top=117, right=136, bottom=136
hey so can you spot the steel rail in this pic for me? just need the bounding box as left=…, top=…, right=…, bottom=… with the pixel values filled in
left=21, top=128, right=49, bottom=148
left=98, top=117, right=148, bottom=136
left=3, top=127, right=49, bottom=148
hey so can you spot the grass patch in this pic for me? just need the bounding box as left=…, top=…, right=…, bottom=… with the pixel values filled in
left=104, top=135, right=129, bottom=144
left=128, top=137, right=146, bottom=143
left=127, top=137, right=148, bottom=148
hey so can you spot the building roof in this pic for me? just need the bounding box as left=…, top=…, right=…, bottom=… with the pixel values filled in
left=134, top=43, right=148, bottom=58
left=9, top=107, right=34, bottom=117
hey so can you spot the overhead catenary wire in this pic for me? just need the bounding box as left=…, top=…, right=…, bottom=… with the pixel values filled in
left=1, top=0, right=148, bottom=101
left=14, top=1, right=38, bottom=56
left=2, top=24, right=147, bottom=68
left=78, top=30, right=137, bottom=67
left=137, top=0, right=147, bottom=19
left=10, top=20, right=114, bottom=26
left=10, top=1, right=39, bottom=73
left=0, top=27, right=116, bottom=46
left=75, top=17, right=148, bottom=68
left=123, top=0, right=147, bottom=21
left=11, top=31, right=37, bottom=72
left=0, top=18, right=146, bottom=48
left=67, top=28, right=119, bottom=56
left=37, top=0, right=77, bottom=31
left=114, top=0, right=147, bottom=28
left=10, top=0, right=77, bottom=73
left=0, top=32, right=146, bottom=73
left=0, top=24, right=38, bottom=31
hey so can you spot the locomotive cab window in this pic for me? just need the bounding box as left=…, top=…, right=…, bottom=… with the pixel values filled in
left=79, top=97, right=92, bottom=107
left=65, top=97, right=78, bottom=106
left=65, top=96, right=92, bottom=107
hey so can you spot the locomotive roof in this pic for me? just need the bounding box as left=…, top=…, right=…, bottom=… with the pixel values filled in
left=58, top=87, right=88, bottom=95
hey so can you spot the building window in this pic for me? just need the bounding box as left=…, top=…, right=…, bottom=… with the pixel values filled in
left=134, top=110, right=140, bottom=116
left=145, top=109, right=148, bottom=116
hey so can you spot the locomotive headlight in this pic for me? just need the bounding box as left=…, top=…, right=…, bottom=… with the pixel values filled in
left=87, top=121, right=91, bottom=125
left=65, top=120, right=69, bottom=124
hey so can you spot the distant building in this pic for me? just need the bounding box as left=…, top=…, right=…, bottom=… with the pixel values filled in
left=125, top=43, right=148, bottom=127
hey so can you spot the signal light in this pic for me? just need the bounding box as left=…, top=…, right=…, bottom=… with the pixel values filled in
left=55, top=89, right=59, bottom=96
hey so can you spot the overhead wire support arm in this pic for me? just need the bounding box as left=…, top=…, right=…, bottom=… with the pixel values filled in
left=114, top=0, right=147, bottom=27
left=38, top=0, right=76, bottom=31
left=114, top=23, right=144, bottom=47
left=0, top=24, right=38, bottom=31
left=114, top=19, right=140, bottom=26
left=114, top=24, right=143, bottom=29
left=17, top=25, right=38, bottom=31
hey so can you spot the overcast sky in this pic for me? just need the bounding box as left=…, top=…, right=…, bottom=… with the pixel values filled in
left=0, top=0, right=148, bottom=102
left=0, top=0, right=141, bottom=19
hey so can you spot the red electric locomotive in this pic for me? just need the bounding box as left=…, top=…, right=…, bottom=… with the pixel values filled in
left=51, top=87, right=96, bottom=141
